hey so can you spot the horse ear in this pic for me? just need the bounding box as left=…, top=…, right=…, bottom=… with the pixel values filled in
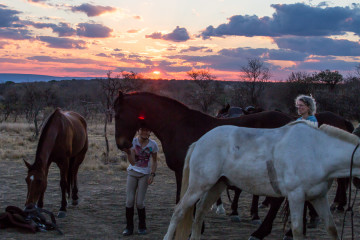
left=225, top=104, right=230, bottom=111
left=23, top=159, right=31, bottom=169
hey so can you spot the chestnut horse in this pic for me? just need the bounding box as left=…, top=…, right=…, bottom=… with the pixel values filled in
left=113, top=92, right=353, bottom=239
left=24, top=108, right=88, bottom=218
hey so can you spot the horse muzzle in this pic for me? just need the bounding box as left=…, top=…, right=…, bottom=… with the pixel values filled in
left=115, top=137, right=132, bottom=150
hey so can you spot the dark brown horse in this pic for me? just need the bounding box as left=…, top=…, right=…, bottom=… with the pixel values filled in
left=24, top=108, right=88, bottom=218
left=114, top=92, right=293, bottom=203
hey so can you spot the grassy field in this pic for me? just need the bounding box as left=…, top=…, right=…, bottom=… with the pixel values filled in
left=0, top=119, right=166, bottom=172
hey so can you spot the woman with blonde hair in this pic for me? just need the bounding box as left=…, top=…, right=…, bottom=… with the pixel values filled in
left=295, top=94, right=317, bottom=126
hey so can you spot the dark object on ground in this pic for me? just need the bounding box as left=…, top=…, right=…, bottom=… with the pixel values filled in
left=0, top=205, right=63, bottom=234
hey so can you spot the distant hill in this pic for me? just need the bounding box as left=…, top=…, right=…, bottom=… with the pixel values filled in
left=0, top=73, right=95, bottom=83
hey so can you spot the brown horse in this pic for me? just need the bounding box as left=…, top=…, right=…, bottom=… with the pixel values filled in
left=114, top=92, right=293, bottom=203
left=24, top=108, right=88, bottom=218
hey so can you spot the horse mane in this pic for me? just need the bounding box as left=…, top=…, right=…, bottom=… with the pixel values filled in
left=127, top=91, right=191, bottom=108
left=287, top=120, right=358, bottom=145
left=319, top=124, right=359, bottom=145
left=125, top=91, right=214, bottom=119
left=33, top=108, right=62, bottom=168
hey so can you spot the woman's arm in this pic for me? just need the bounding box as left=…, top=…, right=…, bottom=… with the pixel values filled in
left=148, top=152, right=157, bottom=184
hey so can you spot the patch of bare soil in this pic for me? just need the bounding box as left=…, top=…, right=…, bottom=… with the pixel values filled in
left=1, top=160, right=359, bottom=240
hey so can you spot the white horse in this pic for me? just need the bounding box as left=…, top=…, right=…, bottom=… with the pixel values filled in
left=163, top=121, right=360, bottom=240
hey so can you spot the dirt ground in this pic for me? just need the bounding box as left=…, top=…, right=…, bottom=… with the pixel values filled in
left=1, top=159, right=360, bottom=240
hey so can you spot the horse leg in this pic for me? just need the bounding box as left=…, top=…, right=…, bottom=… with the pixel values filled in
left=71, top=149, right=87, bottom=206
left=284, top=201, right=308, bottom=239
left=37, top=191, right=45, bottom=208
left=58, top=159, right=69, bottom=218
left=163, top=189, right=205, bottom=240
left=288, top=192, right=305, bottom=240
left=249, top=197, right=285, bottom=240
left=332, top=178, right=349, bottom=211
left=310, top=195, right=339, bottom=240
left=192, top=181, right=227, bottom=239
left=251, top=195, right=261, bottom=224
left=175, top=170, right=182, bottom=203
left=230, top=188, right=241, bottom=222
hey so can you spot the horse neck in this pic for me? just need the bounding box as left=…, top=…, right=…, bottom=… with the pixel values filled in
left=324, top=140, right=360, bottom=179
left=34, top=117, right=60, bottom=170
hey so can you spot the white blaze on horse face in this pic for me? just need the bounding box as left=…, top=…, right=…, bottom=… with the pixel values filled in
left=30, top=175, right=34, bottom=182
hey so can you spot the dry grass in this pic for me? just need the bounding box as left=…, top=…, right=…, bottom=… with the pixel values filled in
left=0, top=120, right=166, bottom=172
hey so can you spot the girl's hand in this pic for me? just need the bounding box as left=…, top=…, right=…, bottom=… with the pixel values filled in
left=148, top=175, right=154, bottom=185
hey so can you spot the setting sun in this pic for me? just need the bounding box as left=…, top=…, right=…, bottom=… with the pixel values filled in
left=153, top=71, right=161, bottom=75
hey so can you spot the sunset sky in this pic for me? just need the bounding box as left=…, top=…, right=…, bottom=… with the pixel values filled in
left=1, top=0, right=360, bottom=81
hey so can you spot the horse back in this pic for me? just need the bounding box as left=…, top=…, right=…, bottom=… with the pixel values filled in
left=225, top=111, right=293, bottom=129
left=59, top=110, right=88, bottom=156
left=39, top=109, right=88, bottom=161
left=316, top=111, right=354, bottom=133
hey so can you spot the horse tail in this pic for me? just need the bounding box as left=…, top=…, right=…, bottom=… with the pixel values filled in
left=67, top=159, right=74, bottom=199
left=174, top=142, right=197, bottom=240
left=280, top=198, right=290, bottom=232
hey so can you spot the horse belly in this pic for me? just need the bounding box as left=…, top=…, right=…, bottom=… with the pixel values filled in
left=226, top=164, right=282, bottom=197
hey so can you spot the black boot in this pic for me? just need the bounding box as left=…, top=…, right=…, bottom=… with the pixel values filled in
left=138, top=207, right=147, bottom=235
left=123, top=207, right=134, bottom=236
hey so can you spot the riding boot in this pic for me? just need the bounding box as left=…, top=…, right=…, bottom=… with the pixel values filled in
left=137, top=207, right=147, bottom=235
left=122, top=207, right=134, bottom=236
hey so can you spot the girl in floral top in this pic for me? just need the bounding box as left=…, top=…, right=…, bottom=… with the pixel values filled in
left=122, top=127, right=158, bottom=236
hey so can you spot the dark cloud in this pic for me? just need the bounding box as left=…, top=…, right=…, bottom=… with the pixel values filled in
left=0, top=57, right=27, bottom=63
left=146, top=26, right=190, bottom=42
left=201, top=3, right=360, bottom=38
left=38, top=36, right=87, bottom=49
left=180, top=46, right=211, bottom=53
left=145, top=32, right=162, bottom=40
left=96, top=53, right=108, bottom=57
left=28, top=0, right=47, bottom=2
left=71, top=3, right=116, bottom=17
left=0, top=5, right=21, bottom=27
left=0, top=28, right=33, bottom=40
left=76, top=23, right=112, bottom=38
left=274, top=37, right=360, bottom=56
left=27, top=55, right=99, bottom=64
left=291, top=58, right=359, bottom=72
left=219, top=47, right=308, bottom=61
left=25, top=21, right=76, bottom=37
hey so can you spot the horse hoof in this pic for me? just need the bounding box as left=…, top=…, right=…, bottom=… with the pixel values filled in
left=216, top=204, right=226, bottom=215
left=72, top=199, right=79, bottom=206
left=230, top=215, right=241, bottom=222
left=283, top=236, right=293, bottom=240
left=251, top=219, right=262, bottom=225
left=57, top=211, right=66, bottom=218
left=248, top=236, right=261, bottom=240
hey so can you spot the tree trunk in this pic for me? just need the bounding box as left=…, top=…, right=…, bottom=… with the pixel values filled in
left=103, top=112, right=110, bottom=164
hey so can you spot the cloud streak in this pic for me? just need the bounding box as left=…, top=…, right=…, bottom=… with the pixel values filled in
left=146, top=26, right=190, bottom=42
left=38, top=36, right=87, bottom=49
left=70, top=3, right=117, bottom=17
